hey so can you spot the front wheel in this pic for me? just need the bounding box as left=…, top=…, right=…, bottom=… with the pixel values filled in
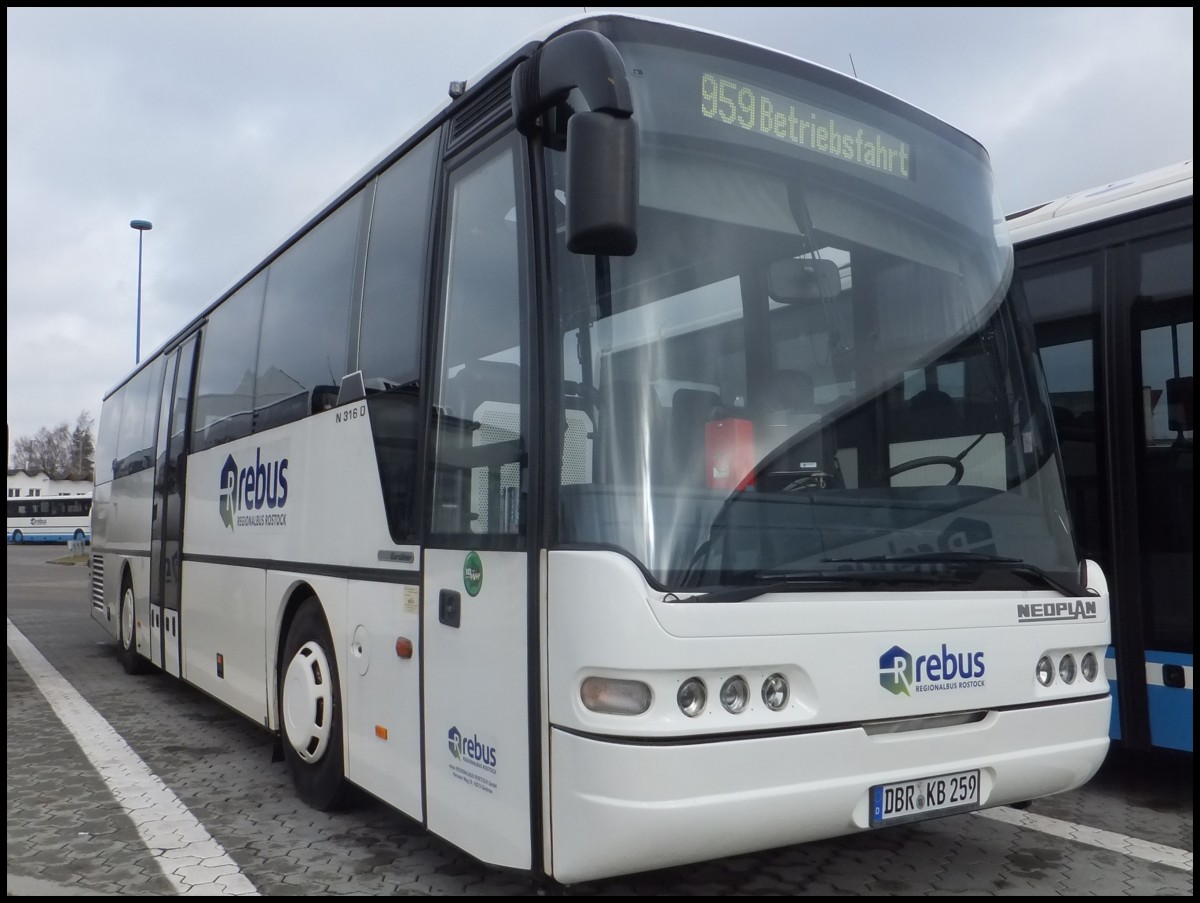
left=119, top=581, right=148, bottom=674
left=11, top=530, right=22, bottom=543
left=279, top=597, right=348, bottom=810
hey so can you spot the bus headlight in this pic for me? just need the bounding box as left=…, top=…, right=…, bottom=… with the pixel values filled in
left=678, top=677, right=707, bottom=717
left=1058, top=654, right=1077, bottom=684
left=720, top=676, right=749, bottom=714
left=761, top=673, right=789, bottom=710
left=1080, top=652, right=1099, bottom=682
left=1036, top=655, right=1055, bottom=687
left=580, top=677, right=652, bottom=715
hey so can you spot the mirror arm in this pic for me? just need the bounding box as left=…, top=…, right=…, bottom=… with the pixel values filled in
left=511, top=31, right=634, bottom=135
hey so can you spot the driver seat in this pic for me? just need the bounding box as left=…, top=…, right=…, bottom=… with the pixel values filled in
left=756, top=369, right=838, bottom=489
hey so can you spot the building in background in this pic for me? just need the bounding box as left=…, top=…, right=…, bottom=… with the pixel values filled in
left=7, top=468, right=93, bottom=499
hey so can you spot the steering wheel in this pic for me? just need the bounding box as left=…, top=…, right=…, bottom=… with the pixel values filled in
left=886, top=455, right=965, bottom=486
left=778, top=469, right=838, bottom=492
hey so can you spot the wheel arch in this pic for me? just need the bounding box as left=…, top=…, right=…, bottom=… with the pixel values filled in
left=271, top=580, right=326, bottom=732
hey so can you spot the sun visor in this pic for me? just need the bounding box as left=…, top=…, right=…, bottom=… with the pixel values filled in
left=640, top=149, right=800, bottom=236
left=640, top=149, right=965, bottom=278
left=801, top=182, right=963, bottom=277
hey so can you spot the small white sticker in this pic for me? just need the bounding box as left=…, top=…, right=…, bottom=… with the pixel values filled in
left=403, top=585, right=418, bottom=614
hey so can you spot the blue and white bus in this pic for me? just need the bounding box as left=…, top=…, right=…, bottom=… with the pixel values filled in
left=89, top=12, right=1112, bottom=884
left=1009, top=159, right=1193, bottom=754
left=8, top=494, right=93, bottom=543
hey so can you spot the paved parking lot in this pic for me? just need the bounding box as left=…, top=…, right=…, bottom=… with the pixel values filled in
left=7, top=544, right=1193, bottom=895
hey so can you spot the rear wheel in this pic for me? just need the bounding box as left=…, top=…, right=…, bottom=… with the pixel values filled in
left=11, top=530, right=22, bottom=543
left=279, top=597, right=348, bottom=810
left=119, top=580, right=148, bottom=674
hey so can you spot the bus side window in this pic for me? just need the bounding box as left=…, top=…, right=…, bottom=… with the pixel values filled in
left=192, top=275, right=266, bottom=452
left=253, top=191, right=363, bottom=435
left=357, top=132, right=438, bottom=545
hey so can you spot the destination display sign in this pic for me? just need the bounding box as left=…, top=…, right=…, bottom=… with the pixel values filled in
left=699, top=72, right=912, bottom=180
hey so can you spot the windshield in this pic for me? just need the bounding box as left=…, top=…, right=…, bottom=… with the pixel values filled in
left=545, top=19, right=1080, bottom=594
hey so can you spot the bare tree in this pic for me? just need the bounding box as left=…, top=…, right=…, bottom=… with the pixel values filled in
left=10, top=410, right=96, bottom=481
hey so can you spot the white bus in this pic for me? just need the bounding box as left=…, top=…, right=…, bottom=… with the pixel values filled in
left=89, top=13, right=1112, bottom=884
left=1008, top=159, right=1192, bottom=753
left=8, top=494, right=92, bottom=544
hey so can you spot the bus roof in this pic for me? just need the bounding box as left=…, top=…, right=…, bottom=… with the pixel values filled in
left=325, top=12, right=927, bottom=238
left=1006, top=158, right=1192, bottom=244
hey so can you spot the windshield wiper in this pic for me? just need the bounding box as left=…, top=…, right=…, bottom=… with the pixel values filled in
left=676, top=569, right=951, bottom=605
left=824, top=552, right=1088, bottom=597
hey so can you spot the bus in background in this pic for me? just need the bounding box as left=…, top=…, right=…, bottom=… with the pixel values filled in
left=1008, top=159, right=1192, bottom=754
left=89, top=13, right=1112, bottom=884
left=8, top=493, right=93, bottom=544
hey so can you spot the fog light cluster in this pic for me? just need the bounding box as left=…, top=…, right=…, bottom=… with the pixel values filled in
left=1035, top=651, right=1101, bottom=687
left=1080, top=651, right=1099, bottom=682
left=720, top=676, right=749, bottom=713
left=761, top=672, right=790, bottom=710
left=678, top=677, right=707, bottom=717
left=675, top=673, right=791, bottom=717
left=1058, top=654, right=1077, bottom=684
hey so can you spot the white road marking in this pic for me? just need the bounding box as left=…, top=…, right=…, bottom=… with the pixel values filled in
left=7, top=619, right=260, bottom=896
left=975, top=805, right=1192, bottom=872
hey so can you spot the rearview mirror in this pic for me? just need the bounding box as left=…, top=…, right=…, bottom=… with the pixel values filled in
left=566, top=111, right=638, bottom=256
left=510, top=30, right=639, bottom=257
left=768, top=257, right=841, bottom=303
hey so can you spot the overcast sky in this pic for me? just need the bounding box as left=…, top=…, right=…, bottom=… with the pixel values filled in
left=6, top=7, right=1193, bottom=457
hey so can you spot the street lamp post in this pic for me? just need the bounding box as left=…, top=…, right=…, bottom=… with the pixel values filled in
left=130, top=219, right=153, bottom=364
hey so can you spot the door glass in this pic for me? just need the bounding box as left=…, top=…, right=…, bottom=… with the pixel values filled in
left=150, top=348, right=179, bottom=607
left=1131, top=232, right=1193, bottom=653
left=1025, top=254, right=1107, bottom=566
left=163, top=334, right=198, bottom=613
left=429, top=138, right=526, bottom=543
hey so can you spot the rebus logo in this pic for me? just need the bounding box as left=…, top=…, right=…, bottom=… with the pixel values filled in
left=218, top=448, right=289, bottom=531
left=879, top=645, right=914, bottom=696
left=447, top=725, right=497, bottom=768
left=879, top=643, right=986, bottom=696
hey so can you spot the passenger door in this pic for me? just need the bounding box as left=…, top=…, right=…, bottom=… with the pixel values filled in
left=1125, top=230, right=1193, bottom=751
left=421, top=131, right=534, bottom=871
left=149, top=333, right=198, bottom=677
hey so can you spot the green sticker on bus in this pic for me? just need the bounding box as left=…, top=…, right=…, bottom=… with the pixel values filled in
left=464, top=551, right=483, bottom=597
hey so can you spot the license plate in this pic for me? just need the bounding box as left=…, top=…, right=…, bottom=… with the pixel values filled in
left=870, top=769, right=980, bottom=827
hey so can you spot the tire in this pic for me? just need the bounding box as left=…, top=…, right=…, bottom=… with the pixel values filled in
left=11, top=530, right=22, bottom=543
left=119, top=580, right=149, bottom=674
left=73, top=529, right=85, bottom=542
left=279, top=597, right=348, bottom=810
